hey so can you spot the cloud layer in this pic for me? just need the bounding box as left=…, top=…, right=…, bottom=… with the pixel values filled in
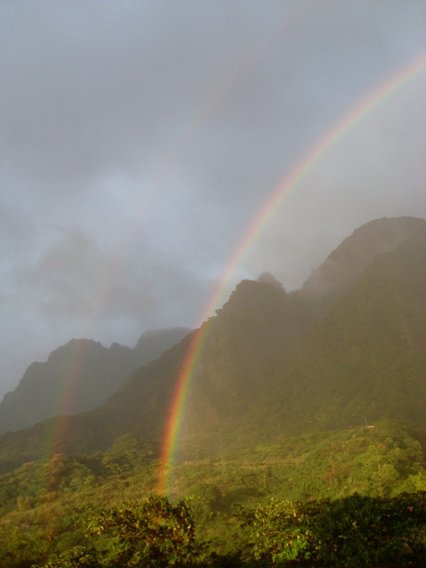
left=1, top=0, right=425, bottom=395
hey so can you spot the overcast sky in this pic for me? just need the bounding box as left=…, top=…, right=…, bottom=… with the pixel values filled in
left=0, top=0, right=425, bottom=397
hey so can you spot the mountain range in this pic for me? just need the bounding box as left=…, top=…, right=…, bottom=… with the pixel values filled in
left=0, top=216, right=425, bottom=472
left=0, top=327, right=190, bottom=435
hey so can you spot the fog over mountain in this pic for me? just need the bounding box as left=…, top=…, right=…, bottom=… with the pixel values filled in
left=0, top=1, right=425, bottom=397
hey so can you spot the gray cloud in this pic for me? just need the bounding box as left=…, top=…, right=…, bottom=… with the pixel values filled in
left=0, top=0, right=425, bottom=396
left=14, top=226, right=210, bottom=327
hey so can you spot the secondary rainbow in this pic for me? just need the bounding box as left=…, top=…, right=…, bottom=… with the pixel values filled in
left=41, top=339, right=87, bottom=458
left=157, top=52, right=426, bottom=494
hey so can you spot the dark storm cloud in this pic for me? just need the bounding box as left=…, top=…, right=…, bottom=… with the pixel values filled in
left=0, top=0, right=425, bottom=396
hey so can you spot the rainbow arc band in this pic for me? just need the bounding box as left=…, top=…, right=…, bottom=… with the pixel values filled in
left=157, top=52, right=426, bottom=495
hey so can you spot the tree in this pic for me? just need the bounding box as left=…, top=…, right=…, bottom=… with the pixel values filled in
left=89, top=495, right=203, bottom=567
left=239, top=493, right=426, bottom=566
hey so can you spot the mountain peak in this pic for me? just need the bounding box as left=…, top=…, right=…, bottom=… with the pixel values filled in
left=257, top=272, right=284, bottom=289
left=302, top=216, right=426, bottom=299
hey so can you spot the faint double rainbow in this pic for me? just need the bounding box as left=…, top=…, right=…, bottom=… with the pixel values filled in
left=157, top=52, right=426, bottom=494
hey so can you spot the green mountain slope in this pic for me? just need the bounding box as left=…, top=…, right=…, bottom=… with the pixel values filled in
left=287, top=232, right=426, bottom=433
left=175, top=221, right=426, bottom=454
left=302, top=215, right=426, bottom=300
left=185, top=278, right=297, bottom=415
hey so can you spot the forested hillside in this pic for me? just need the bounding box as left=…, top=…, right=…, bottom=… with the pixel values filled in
left=0, top=217, right=425, bottom=566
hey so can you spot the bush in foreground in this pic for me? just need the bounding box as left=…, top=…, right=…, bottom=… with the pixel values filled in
left=239, top=492, right=426, bottom=566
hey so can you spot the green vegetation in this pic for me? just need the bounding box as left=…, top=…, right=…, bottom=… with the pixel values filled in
left=0, top=426, right=425, bottom=566
left=239, top=492, right=426, bottom=567
left=1, top=491, right=425, bottom=567
left=36, top=496, right=202, bottom=568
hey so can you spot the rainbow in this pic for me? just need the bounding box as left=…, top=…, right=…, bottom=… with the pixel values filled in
left=157, top=52, right=426, bottom=494
left=43, top=9, right=307, bottom=463
left=42, top=339, right=87, bottom=458
left=151, top=4, right=309, bottom=182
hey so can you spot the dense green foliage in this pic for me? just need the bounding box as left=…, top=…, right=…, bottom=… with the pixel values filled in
left=0, top=425, right=425, bottom=566
left=239, top=492, right=426, bottom=566
left=1, top=491, right=425, bottom=567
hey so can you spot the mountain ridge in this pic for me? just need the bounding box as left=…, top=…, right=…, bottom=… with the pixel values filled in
left=301, top=215, right=426, bottom=299
left=0, top=216, right=425, bottom=470
left=0, top=327, right=191, bottom=435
